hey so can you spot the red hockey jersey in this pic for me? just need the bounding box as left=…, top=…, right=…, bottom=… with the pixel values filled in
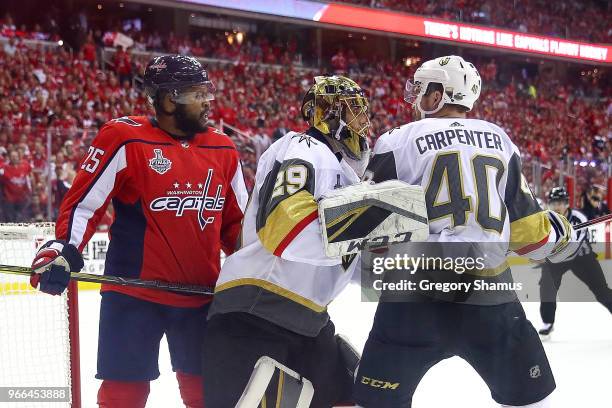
left=56, top=116, right=248, bottom=307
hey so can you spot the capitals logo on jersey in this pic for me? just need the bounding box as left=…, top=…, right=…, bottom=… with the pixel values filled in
left=150, top=168, right=225, bottom=230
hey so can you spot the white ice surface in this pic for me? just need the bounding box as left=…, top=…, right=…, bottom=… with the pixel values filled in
left=75, top=283, right=611, bottom=408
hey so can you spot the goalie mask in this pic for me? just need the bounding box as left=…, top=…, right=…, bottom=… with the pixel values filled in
left=404, top=55, right=481, bottom=119
left=301, top=76, right=371, bottom=161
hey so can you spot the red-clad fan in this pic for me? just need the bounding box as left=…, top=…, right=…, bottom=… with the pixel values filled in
left=0, top=150, right=32, bottom=221
left=29, top=55, right=248, bottom=408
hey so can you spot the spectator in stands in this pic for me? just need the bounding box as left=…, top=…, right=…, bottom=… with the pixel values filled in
left=482, top=59, right=498, bottom=82
left=0, top=148, right=5, bottom=220
left=81, top=32, right=97, bottom=66
left=3, top=37, right=16, bottom=56
left=147, top=31, right=163, bottom=51
left=1, top=13, right=16, bottom=37
left=0, top=132, right=9, bottom=155
left=581, top=185, right=610, bottom=220
left=29, top=189, right=45, bottom=221
left=271, top=119, right=289, bottom=142
left=0, top=150, right=32, bottom=222
left=51, top=165, right=71, bottom=219
left=112, top=45, right=133, bottom=84
left=331, top=48, right=348, bottom=74
left=63, top=140, right=77, bottom=163
left=30, top=142, right=47, bottom=184
left=251, top=123, right=272, bottom=161
left=215, top=95, right=238, bottom=128
left=347, top=49, right=360, bottom=73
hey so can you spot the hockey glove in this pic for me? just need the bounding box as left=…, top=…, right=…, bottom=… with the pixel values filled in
left=546, top=210, right=579, bottom=264
left=30, top=240, right=84, bottom=295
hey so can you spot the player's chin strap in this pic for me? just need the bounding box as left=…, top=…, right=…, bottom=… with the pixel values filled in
left=326, top=135, right=369, bottom=179
left=501, top=394, right=553, bottom=408
left=333, top=118, right=349, bottom=142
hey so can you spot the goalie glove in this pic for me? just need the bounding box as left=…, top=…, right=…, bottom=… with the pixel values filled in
left=546, top=210, right=579, bottom=264
left=318, top=180, right=429, bottom=257
left=30, top=240, right=84, bottom=295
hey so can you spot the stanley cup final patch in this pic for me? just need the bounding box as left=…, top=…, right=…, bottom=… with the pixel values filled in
left=149, top=149, right=172, bottom=174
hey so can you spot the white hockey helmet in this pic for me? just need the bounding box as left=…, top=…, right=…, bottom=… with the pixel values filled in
left=405, top=55, right=482, bottom=118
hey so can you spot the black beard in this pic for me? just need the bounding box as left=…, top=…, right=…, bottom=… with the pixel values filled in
left=174, top=104, right=208, bottom=136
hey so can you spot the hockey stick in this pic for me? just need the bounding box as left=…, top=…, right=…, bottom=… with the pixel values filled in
left=573, top=213, right=612, bottom=231
left=0, top=264, right=214, bottom=295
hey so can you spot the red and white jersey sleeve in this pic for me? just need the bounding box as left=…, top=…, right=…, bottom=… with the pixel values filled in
left=221, top=158, right=249, bottom=255
left=56, top=123, right=129, bottom=250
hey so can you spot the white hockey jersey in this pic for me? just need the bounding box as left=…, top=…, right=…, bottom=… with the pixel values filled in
left=209, top=129, right=361, bottom=336
left=367, top=118, right=564, bottom=275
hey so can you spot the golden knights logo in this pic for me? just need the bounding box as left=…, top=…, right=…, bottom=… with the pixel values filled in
left=149, top=149, right=172, bottom=175
left=439, top=57, right=451, bottom=66
left=292, top=133, right=318, bottom=147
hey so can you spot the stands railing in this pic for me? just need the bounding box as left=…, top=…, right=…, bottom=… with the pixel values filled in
left=100, top=46, right=319, bottom=75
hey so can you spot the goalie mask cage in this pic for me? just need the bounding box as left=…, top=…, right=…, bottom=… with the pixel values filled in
left=0, top=223, right=81, bottom=408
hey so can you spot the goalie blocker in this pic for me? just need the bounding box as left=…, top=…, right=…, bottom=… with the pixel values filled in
left=318, top=180, right=429, bottom=257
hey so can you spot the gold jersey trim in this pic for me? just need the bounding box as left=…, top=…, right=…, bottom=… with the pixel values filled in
left=215, top=278, right=327, bottom=313
left=509, top=211, right=551, bottom=253
left=257, top=190, right=318, bottom=255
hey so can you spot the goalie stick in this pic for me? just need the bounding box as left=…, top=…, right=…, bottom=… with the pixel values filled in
left=0, top=264, right=214, bottom=295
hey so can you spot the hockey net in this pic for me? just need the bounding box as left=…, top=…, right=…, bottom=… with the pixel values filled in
left=0, top=223, right=80, bottom=407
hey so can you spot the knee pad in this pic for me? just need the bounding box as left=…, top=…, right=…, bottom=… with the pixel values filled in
left=237, top=356, right=314, bottom=408
left=176, top=371, right=204, bottom=408
left=97, top=380, right=150, bottom=408
left=502, top=393, right=553, bottom=408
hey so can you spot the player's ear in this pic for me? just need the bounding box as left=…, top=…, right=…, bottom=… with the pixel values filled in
left=433, top=89, right=444, bottom=109
left=159, top=92, right=177, bottom=114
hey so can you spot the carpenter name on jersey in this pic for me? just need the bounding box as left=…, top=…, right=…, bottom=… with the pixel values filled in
left=413, top=125, right=504, bottom=154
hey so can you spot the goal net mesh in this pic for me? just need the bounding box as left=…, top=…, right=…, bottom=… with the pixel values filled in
left=0, top=223, right=74, bottom=407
